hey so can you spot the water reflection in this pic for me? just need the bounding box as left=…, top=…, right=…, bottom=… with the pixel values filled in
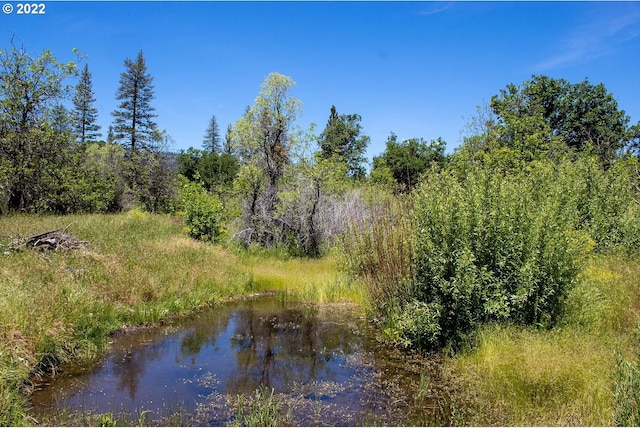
left=29, top=299, right=443, bottom=426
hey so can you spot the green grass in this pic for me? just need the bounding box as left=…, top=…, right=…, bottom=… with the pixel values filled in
left=230, top=385, right=292, bottom=427
left=444, top=255, right=640, bottom=426
left=0, top=211, right=356, bottom=425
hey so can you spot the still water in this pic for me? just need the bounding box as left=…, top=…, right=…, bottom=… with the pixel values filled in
left=30, top=298, right=445, bottom=426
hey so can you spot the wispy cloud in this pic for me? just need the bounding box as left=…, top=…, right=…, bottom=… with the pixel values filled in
left=535, top=5, right=640, bottom=72
left=418, top=2, right=454, bottom=17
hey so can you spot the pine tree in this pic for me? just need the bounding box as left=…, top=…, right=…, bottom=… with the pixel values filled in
left=223, top=124, right=234, bottom=155
left=203, top=114, right=221, bottom=153
left=111, top=50, right=158, bottom=156
left=72, top=64, right=101, bottom=144
left=106, top=125, right=115, bottom=144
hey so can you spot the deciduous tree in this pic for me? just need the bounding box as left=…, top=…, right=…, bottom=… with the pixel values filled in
left=372, top=133, right=446, bottom=192
left=230, top=73, right=301, bottom=245
left=491, top=75, right=633, bottom=165
left=0, top=44, right=78, bottom=211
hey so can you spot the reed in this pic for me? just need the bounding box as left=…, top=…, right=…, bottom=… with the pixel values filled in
left=231, top=385, right=291, bottom=427
left=341, top=195, right=415, bottom=313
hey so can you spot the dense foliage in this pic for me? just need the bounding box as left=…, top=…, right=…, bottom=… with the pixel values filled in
left=181, top=177, right=226, bottom=242
left=317, top=105, right=370, bottom=179
left=490, top=75, right=633, bottom=165
left=412, top=161, right=588, bottom=349
left=176, top=147, right=239, bottom=193
left=347, top=155, right=640, bottom=353
left=371, top=133, right=447, bottom=192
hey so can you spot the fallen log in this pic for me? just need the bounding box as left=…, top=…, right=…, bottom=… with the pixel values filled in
left=3, top=225, right=89, bottom=252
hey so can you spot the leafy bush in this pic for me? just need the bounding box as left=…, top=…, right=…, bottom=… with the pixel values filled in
left=411, top=162, right=589, bottom=349
left=345, top=154, right=639, bottom=353
left=562, top=155, right=640, bottom=254
left=383, top=300, right=442, bottom=351
left=181, top=178, right=226, bottom=242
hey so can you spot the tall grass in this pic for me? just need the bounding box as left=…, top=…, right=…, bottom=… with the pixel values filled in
left=341, top=195, right=414, bottom=312
left=448, top=256, right=640, bottom=426
left=0, top=211, right=351, bottom=425
left=231, top=385, right=292, bottom=427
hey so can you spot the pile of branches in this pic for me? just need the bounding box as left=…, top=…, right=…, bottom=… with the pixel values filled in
left=2, top=225, right=88, bottom=252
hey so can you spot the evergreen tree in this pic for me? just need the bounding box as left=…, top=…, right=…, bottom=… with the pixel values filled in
left=111, top=50, right=158, bottom=156
left=318, top=105, right=369, bottom=179
left=72, top=64, right=101, bottom=144
left=203, top=114, right=221, bottom=153
left=107, top=125, right=115, bottom=144
left=223, top=123, right=234, bottom=155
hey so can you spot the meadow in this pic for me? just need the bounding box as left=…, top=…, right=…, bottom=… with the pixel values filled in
left=446, top=255, right=640, bottom=426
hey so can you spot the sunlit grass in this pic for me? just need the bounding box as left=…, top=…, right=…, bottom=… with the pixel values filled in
left=0, top=212, right=354, bottom=425
left=240, top=252, right=366, bottom=304
left=446, top=255, right=640, bottom=426
left=450, top=326, right=613, bottom=425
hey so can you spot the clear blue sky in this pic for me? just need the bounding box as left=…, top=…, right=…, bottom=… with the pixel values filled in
left=3, top=1, right=639, bottom=162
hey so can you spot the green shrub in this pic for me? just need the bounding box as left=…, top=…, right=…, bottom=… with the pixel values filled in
left=181, top=178, right=226, bottom=242
left=567, top=156, right=640, bottom=254
left=411, top=161, right=588, bottom=349
left=345, top=155, right=638, bottom=352
left=383, top=300, right=442, bottom=351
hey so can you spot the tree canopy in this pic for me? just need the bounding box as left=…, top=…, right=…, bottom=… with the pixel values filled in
left=0, top=44, right=78, bottom=212
left=372, top=133, right=446, bottom=192
left=490, top=75, right=634, bottom=165
left=318, top=105, right=370, bottom=179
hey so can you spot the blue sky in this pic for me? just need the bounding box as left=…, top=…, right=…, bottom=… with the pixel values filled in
left=3, top=1, right=640, bottom=162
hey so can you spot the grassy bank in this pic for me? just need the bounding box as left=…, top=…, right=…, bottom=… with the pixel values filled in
left=445, top=255, right=640, bottom=426
left=0, top=212, right=360, bottom=425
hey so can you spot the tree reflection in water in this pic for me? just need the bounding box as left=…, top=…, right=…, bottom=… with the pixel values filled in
left=29, top=299, right=444, bottom=426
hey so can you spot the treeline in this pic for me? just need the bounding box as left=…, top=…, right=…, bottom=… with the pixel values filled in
left=0, top=45, right=179, bottom=214
left=1, top=43, right=639, bottom=265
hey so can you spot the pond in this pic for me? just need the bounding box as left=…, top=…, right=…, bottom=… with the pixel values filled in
left=29, top=298, right=449, bottom=426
